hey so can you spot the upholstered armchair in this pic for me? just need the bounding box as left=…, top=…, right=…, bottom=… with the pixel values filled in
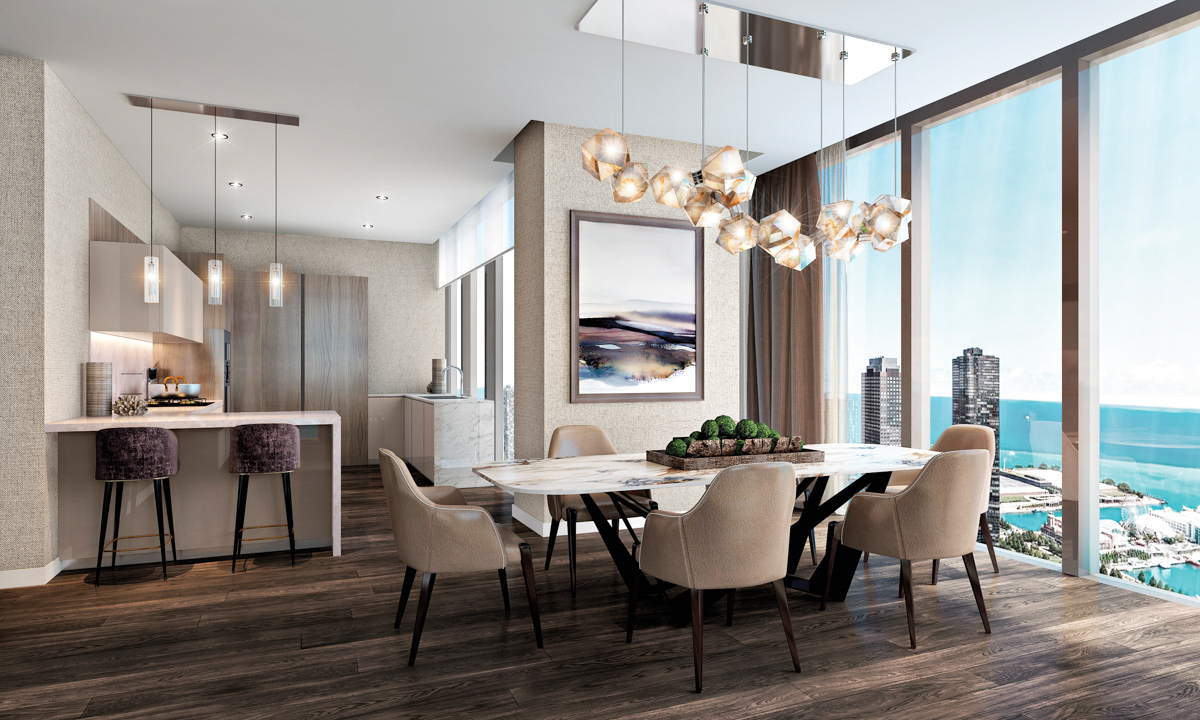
left=823, top=449, right=993, bottom=649
left=544, top=425, right=651, bottom=596
left=380, top=449, right=543, bottom=665
left=880, top=424, right=999, bottom=582
left=635, top=462, right=802, bottom=692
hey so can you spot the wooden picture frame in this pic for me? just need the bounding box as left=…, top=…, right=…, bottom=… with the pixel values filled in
left=570, top=210, right=704, bottom=403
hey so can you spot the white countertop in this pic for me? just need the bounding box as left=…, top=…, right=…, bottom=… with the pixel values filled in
left=45, top=409, right=340, bottom=433
left=378, top=393, right=493, bottom=405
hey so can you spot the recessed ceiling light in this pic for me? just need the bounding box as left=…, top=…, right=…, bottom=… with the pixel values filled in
left=241, top=214, right=253, bottom=219
left=229, top=182, right=243, bottom=188
left=212, top=133, right=228, bottom=139
left=376, top=195, right=389, bottom=200
left=363, top=224, right=373, bottom=229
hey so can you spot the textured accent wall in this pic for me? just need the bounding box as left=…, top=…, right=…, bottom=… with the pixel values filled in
left=179, top=228, right=443, bottom=395
left=512, top=121, right=740, bottom=524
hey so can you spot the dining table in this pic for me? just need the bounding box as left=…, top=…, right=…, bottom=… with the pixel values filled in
left=472, top=443, right=939, bottom=604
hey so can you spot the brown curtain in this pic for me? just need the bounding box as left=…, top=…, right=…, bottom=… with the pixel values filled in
left=746, top=152, right=824, bottom=443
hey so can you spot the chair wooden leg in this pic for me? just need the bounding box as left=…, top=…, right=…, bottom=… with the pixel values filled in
left=726, top=588, right=735, bottom=626
left=963, top=553, right=992, bottom=634
left=153, top=479, right=168, bottom=580
left=282, top=472, right=296, bottom=568
left=232, top=474, right=248, bottom=573
left=626, top=588, right=637, bottom=644
left=519, top=543, right=544, bottom=649
left=544, top=518, right=559, bottom=570
left=821, top=529, right=839, bottom=611
left=931, top=559, right=940, bottom=586
left=863, top=552, right=869, bottom=564
left=980, top=513, right=999, bottom=574
left=772, top=579, right=802, bottom=673
left=163, top=478, right=178, bottom=564
left=900, top=559, right=916, bottom=649
left=690, top=588, right=704, bottom=693
left=94, top=482, right=113, bottom=587
left=111, top=483, right=124, bottom=569
left=395, top=566, right=416, bottom=629
left=566, top=508, right=578, bottom=597
left=498, top=568, right=511, bottom=612
left=408, top=572, right=436, bottom=666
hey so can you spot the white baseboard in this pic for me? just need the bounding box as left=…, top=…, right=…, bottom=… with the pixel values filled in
left=511, top=504, right=645, bottom=538
left=0, top=557, right=62, bottom=589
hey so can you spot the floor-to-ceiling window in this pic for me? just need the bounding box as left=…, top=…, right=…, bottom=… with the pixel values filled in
left=1098, top=25, right=1200, bottom=598
left=928, top=79, right=1063, bottom=562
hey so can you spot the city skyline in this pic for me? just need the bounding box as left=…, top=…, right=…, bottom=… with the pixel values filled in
left=952, top=347, right=1001, bottom=536
left=862, top=356, right=901, bottom=446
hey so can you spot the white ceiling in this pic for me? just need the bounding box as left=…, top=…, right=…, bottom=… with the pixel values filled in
left=0, top=0, right=1171, bottom=244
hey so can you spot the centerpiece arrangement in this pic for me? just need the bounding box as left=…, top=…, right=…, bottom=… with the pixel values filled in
left=646, top=415, right=824, bottom=470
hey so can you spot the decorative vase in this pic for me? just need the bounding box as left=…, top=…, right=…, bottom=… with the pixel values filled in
left=85, top=362, right=112, bottom=417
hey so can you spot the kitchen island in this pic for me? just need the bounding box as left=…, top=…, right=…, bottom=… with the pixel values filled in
left=46, top=409, right=341, bottom=571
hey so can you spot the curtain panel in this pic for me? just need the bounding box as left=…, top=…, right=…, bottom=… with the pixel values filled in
left=746, top=152, right=825, bottom=443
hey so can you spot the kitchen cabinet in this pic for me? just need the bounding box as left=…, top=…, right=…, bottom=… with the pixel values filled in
left=397, top=394, right=493, bottom=487
left=90, top=241, right=203, bottom=343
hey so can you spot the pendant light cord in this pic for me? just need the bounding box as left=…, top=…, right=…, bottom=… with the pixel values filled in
left=149, top=100, right=153, bottom=260
left=213, top=112, right=217, bottom=260
left=744, top=13, right=749, bottom=168
left=819, top=31, right=824, bottom=208
left=841, top=36, right=846, bottom=203
left=894, top=49, right=899, bottom=196
left=700, top=3, right=706, bottom=173
left=621, top=0, right=624, bottom=136
left=275, top=117, right=279, bottom=264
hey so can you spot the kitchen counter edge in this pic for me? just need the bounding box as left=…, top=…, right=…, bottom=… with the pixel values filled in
left=45, top=410, right=341, bottom=433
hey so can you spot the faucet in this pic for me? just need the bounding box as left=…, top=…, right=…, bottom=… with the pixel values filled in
left=442, top=365, right=464, bottom=397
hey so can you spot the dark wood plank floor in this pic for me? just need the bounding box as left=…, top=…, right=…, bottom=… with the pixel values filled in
left=3, top=466, right=1199, bottom=719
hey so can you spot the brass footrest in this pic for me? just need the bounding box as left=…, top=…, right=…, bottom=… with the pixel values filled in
left=102, top=533, right=174, bottom=553
left=237, top=524, right=293, bottom=543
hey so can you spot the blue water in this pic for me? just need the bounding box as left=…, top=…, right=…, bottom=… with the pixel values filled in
left=1146, top=564, right=1200, bottom=597
left=1005, top=506, right=1129, bottom=532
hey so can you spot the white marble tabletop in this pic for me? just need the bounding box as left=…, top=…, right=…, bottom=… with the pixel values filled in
left=472, top=443, right=939, bottom=496
left=45, top=410, right=341, bottom=433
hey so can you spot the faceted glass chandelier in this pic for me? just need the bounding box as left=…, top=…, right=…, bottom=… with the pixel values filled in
left=756, top=210, right=802, bottom=255
left=716, top=212, right=759, bottom=254
left=582, top=128, right=630, bottom=182
left=650, top=165, right=697, bottom=208
left=611, top=162, right=650, bottom=202
left=862, top=194, right=911, bottom=250
left=774, top=239, right=818, bottom=270
left=702, top=146, right=748, bottom=198
left=684, top=186, right=726, bottom=228
left=815, top=199, right=858, bottom=247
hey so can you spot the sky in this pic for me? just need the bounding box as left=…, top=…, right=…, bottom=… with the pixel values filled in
left=844, top=25, right=1200, bottom=410
left=577, top=220, right=695, bottom=307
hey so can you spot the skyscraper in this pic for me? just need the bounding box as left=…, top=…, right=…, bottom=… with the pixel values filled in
left=952, top=347, right=1001, bottom=536
left=862, top=357, right=901, bottom=446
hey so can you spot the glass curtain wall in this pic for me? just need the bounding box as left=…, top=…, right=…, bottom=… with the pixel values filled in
left=1097, top=26, right=1200, bottom=599
left=928, top=80, right=1063, bottom=562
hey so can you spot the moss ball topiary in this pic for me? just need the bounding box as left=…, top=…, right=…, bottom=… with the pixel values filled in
left=689, top=431, right=702, bottom=441
left=716, top=415, right=736, bottom=435
left=666, top=439, right=688, bottom=457
left=735, top=419, right=759, bottom=439
left=700, top=419, right=719, bottom=438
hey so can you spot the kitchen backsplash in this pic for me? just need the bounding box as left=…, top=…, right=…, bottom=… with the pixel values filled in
left=89, top=332, right=152, bottom=397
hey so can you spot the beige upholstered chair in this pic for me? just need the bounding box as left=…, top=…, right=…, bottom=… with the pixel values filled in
left=823, top=449, right=993, bottom=649
left=635, top=463, right=802, bottom=692
left=879, top=424, right=999, bottom=582
left=380, top=449, right=543, bottom=665
left=544, top=425, right=650, bottom=596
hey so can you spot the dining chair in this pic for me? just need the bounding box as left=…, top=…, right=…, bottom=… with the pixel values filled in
left=544, top=425, right=650, bottom=596
left=876, top=424, right=999, bottom=583
left=634, top=462, right=802, bottom=692
left=822, top=449, right=993, bottom=649
left=379, top=449, right=543, bottom=665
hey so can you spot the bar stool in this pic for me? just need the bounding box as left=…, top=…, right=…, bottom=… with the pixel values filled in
left=94, top=427, right=179, bottom=587
left=229, top=423, right=300, bottom=572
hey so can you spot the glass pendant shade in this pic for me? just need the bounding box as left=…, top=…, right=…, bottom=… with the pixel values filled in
left=715, top=212, right=760, bottom=254
left=774, top=239, right=817, bottom=271
left=683, top=187, right=726, bottom=228
left=610, top=162, right=650, bottom=203
left=756, top=210, right=803, bottom=256
left=582, top=128, right=630, bottom=181
left=701, top=145, right=745, bottom=194
left=650, top=165, right=697, bottom=208
left=816, top=200, right=857, bottom=246
left=208, top=258, right=223, bottom=305
left=825, top=233, right=867, bottom=262
left=723, top=168, right=756, bottom=207
left=862, top=194, right=912, bottom=251
left=143, top=255, right=160, bottom=304
left=269, top=262, right=283, bottom=307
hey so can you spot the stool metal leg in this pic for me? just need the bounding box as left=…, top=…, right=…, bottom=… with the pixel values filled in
left=111, top=483, right=124, bottom=570
left=163, top=478, right=178, bottom=564
left=153, top=479, right=168, bottom=580
left=94, top=482, right=113, bottom=587
left=232, top=474, right=248, bottom=573
left=282, top=472, right=296, bottom=568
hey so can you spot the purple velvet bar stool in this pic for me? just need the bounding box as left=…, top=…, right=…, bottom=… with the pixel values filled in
left=94, top=427, right=180, bottom=586
left=229, top=423, right=301, bottom=572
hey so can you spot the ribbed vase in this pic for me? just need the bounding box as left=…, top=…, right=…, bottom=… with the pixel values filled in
left=86, top=362, right=113, bottom=417
left=430, top=358, right=446, bottom=394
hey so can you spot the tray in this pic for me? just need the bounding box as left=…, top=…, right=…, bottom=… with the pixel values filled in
left=646, top=449, right=825, bottom=470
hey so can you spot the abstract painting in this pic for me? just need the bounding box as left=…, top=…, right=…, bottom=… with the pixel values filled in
left=571, top=210, right=704, bottom=403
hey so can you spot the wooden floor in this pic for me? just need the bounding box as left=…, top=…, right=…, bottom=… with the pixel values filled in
left=3, top=467, right=1200, bottom=719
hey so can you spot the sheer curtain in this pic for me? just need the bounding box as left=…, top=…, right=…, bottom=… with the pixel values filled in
left=745, top=152, right=825, bottom=443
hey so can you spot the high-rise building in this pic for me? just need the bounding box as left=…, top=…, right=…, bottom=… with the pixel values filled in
left=862, top=357, right=901, bottom=446
left=952, top=348, right=1001, bottom=536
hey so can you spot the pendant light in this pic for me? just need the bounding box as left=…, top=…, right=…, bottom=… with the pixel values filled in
left=208, top=111, right=223, bottom=305
left=608, top=0, right=649, bottom=203
left=685, top=3, right=726, bottom=229
left=269, top=117, right=283, bottom=307
left=144, top=99, right=159, bottom=303
left=581, top=0, right=631, bottom=182
left=717, top=18, right=759, bottom=253
left=820, top=36, right=865, bottom=262
left=862, top=50, right=912, bottom=251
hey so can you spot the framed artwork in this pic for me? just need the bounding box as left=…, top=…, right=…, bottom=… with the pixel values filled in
left=570, top=210, right=704, bottom=403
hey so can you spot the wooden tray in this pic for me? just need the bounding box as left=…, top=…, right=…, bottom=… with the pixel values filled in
left=646, top=449, right=825, bottom=470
